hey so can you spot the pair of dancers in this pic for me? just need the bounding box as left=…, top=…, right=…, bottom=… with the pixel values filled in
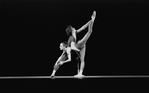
left=50, top=11, right=96, bottom=78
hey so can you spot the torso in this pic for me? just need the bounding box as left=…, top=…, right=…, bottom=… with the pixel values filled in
left=67, top=36, right=76, bottom=47
left=60, top=52, right=68, bottom=61
left=68, top=33, right=85, bottom=51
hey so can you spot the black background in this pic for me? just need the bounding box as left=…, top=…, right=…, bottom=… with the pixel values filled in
left=0, top=0, right=149, bottom=76
left=0, top=0, right=149, bottom=93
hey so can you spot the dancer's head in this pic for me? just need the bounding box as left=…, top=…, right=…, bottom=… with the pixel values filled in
left=59, top=42, right=67, bottom=50
left=65, top=25, right=76, bottom=36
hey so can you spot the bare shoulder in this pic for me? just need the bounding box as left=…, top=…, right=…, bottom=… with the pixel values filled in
left=66, top=47, right=71, bottom=53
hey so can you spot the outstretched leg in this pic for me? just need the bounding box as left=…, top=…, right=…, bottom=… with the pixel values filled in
left=76, top=11, right=95, bottom=46
left=77, top=11, right=96, bottom=33
left=74, top=11, right=96, bottom=78
left=77, top=18, right=93, bottom=45
left=76, top=19, right=94, bottom=50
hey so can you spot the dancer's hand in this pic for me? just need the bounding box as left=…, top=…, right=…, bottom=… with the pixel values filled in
left=59, top=61, right=63, bottom=65
left=74, top=48, right=80, bottom=51
left=71, top=47, right=80, bottom=51
left=71, top=42, right=80, bottom=51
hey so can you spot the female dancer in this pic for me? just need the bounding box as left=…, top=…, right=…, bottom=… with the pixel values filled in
left=66, top=11, right=96, bottom=78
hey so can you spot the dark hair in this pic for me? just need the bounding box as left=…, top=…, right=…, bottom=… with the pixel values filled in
left=61, top=41, right=68, bottom=48
left=65, top=25, right=73, bottom=36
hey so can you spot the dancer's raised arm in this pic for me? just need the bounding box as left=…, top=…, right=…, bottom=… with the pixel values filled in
left=54, top=50, right=65, bottom=66
left=76, top=20, right=91, bottom=33
left=77, top=11, right=96, bottom=33
left=60, top=47, right=71, bottom=64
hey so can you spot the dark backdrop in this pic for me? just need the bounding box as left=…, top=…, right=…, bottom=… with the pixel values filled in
left=0, top=0, right=149, bottom=76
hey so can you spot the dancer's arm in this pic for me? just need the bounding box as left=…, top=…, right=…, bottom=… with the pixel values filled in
left=60, top=47, right=71, bottom=63
left=76, top=20, right=91, bottom=33
left=77, top=11, right=96, bottom=33
left=54, top=51, right=65, bottom=65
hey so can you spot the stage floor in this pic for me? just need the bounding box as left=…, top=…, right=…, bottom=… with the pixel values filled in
left=0, top=75, right=149, bottom=79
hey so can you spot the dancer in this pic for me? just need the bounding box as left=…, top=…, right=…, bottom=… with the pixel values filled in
left=50, top=42, right=72, bottom=77
left=66, top=11, right=96, bottom=78
left=50, top=11, right=96, bottom=78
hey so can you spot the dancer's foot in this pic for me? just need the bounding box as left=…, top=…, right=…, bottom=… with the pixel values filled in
left=74, top=74, right=85, bottom=78
left=50, top=75, right=55, bottom=79
left=50, top=70, right=56, bottom=78
left=91, top=11, right=96, bottom=21
left=50, top=72, right=55, bottom=78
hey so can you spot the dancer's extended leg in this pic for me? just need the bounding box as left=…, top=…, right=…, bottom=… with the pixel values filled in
left=77, top=18, right=94, bottom=45
left=74, top=23, right=93, bottom=78
left=77, top=11, right=96, bottom=33
left=74, top=11, right=96, bottom=78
